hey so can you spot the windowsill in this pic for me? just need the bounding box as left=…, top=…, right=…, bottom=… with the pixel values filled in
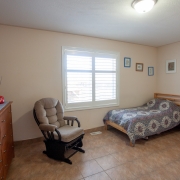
left=64, top=103, right=119, bottom=112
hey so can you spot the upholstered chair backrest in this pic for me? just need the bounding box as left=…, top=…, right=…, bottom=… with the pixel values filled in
left=34, top=98, right=65, bottom=128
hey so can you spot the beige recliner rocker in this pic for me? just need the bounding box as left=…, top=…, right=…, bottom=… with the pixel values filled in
left=33, top=98, right=85, bottom=164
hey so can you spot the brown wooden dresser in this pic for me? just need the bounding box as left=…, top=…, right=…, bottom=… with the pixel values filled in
left=0, top=102, right=14, bottom=180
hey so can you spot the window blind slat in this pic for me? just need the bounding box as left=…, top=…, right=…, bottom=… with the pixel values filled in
left=95, top=57, right=116, bottom=71
left=67, top=72, right=92, bottom=103
left=95, top=73, right=116, bottom=101
left=67, top=55, right=92, bottom=70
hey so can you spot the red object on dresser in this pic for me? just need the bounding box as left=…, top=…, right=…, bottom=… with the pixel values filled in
left=0, top=96, right=4, bottom=104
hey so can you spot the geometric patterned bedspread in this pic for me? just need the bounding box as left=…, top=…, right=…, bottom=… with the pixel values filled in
left=103, top=98, right=180, bottom=144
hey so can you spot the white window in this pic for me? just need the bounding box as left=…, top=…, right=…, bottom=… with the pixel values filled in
left=62, top=47, right=119, bottom=111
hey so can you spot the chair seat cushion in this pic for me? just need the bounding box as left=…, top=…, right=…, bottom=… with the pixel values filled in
left=54, top=125, right=84, bottom=142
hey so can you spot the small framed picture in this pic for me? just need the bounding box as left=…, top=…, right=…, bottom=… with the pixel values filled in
left=166, top=60, right=176, bottom=73
left=124, top=57, right=131, bottom=68
left=148, top=67, right=154, bottom=76
left=136, top=63, right=143, bottom=72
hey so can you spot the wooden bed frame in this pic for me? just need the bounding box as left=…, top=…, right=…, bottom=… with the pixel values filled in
left=104, top=93, right=180, bottom=146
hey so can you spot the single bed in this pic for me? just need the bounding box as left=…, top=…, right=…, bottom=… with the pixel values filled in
left=103, top=93, right=180, bottom=146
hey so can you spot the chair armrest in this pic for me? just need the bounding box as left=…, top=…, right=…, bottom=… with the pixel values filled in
left=63, top=116, right=77, bottom=120
left=39, top=124, right=57, bottom=132
left=63, top=116, right=81, bottom=127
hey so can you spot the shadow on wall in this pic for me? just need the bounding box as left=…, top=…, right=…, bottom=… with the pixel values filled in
left=13, top=110, right=42, bottom=142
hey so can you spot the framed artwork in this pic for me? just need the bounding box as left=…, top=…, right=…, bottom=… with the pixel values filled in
left=124, top=57, right=131, bottom=68
left=148, top=67, right=154, bottom=76
left=166, top=60, right=176, bottom=73
left=136, top=63, right=143, bottom=72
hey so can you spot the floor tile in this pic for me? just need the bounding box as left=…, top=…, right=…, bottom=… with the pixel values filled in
left=84, top=172, right=111, bottom=180
left=111, top=151, right=129, bottom=164
left=149, top=167, right=178, bottom=180
left=112, top=148, right=138, bottom=162
left=125, top=159, right=153, bottom=177
left=89, top=146, right=109, bottom=159
left=137, top=174, right=154, bottom=180
left=162, top=160, right=180, bottom=179
left=95, top=154, right=120, bottom=170
left=77, top=159, right=103, bottom=177
left=105, top=165, right=136, bottom=180
left=105, top=142, right=126, bottom=154
left=70, top=149, right=93, bottom=163
left=54, top=165, right=83, bottom=180
left=141, top=152, right=167, bottom=170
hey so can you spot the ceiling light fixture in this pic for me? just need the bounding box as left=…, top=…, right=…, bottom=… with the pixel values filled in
left=132, top=0, right=157, bottom=13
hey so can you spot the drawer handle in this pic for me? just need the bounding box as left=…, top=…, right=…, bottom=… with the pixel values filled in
left=3, top=150, right=6, bottom=153
left=1, top=119, right=5, bottom=122
left=5, top=164, right=8, bottom=167
left=0, top=160, right=2, bottom=163
left=3, top=135, right=6, bottom=138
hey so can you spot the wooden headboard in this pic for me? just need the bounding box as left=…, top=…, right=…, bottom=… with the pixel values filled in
left=154, top=93, right=180, bottom=106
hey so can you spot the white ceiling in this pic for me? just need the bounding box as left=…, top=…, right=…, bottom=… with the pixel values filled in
left=0, top=0, right=180, bottom=47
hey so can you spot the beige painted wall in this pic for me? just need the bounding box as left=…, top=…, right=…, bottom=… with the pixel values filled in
left=157, top=42, right=180, bottom=94
left=0, top=25, right=157, bottom=141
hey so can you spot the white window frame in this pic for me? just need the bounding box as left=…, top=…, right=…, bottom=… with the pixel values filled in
left=62, top=46, right=120, bottom=111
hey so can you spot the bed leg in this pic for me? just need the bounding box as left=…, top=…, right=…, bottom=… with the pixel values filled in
left=143, top=136, right=148, bottom=140
left=130, top=141, right=134, bottom=147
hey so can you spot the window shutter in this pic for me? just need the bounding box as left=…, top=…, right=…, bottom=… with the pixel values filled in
left=62, top=47, right=119, bottom=111
left=66, top=55, right=92, bottom=103
left=95, top=57, right=116, bottom=101
left=95, top=73, right=116, bottom=101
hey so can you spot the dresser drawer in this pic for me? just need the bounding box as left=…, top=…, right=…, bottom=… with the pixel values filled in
left=0, top=102, right=13, bottom=180
left=0, top=107, right=12, bottom=142
left=1, top=141, right=14, bottom=161
left=2, top=149, right=10, bottom=168
left=2, top=165, right=8, bottom=180
left=0, top=148, right=2, bottom=171
left=0, top=168, right=3, bottom=180
left=0, top=151, right=13, bottom=180
left=1, top=133, right=13, bottom=153
left=1, top=147, right=14, bottom=180
left=0, top=106, right=11, bottom=121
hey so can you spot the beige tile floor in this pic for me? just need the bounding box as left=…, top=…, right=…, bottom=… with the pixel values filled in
left=7, top=126, right=180, bottom=180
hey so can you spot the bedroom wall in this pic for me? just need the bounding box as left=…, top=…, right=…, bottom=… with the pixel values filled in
left=157, top=42, right=180, bottom=94
left=0, top=25, right=157, bottom=141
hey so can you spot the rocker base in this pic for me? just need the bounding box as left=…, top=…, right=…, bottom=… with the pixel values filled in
left=42, top=137, right=85, bottom=164
left=73, top=147, right=85, bottom=153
